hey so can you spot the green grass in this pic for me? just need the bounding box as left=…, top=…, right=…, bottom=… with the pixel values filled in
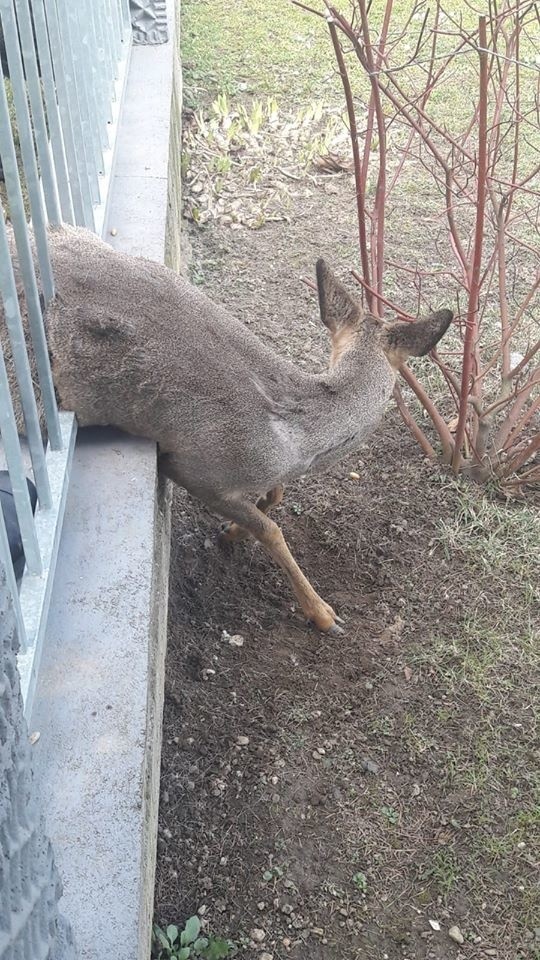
left=182, top=0, right=339, bottom=104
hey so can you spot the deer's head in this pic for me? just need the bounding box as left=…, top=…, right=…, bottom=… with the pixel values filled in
left=316, top=259, right=453, bottom=371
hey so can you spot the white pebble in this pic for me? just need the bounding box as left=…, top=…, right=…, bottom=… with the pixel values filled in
left=448, top=925, right=464, bottom=944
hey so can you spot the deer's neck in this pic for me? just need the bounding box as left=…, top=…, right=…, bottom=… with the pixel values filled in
left=270, top=351, right=394, bottom=480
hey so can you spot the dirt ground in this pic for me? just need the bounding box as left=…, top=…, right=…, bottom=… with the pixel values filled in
left=154, top=167, right=539, bottom=960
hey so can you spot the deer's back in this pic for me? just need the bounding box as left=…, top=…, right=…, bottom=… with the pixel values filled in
left=46, top=227, right=314, bottom=492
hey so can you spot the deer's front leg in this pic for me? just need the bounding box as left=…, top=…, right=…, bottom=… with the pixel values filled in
left=217, top=495, right=343, bottom=635
left=220, top=484, right=284, bottom=543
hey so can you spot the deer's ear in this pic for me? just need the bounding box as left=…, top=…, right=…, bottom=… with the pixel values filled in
left=382, top=309, right=453, bottom=367
left=316, top=259, right=362, bottom=333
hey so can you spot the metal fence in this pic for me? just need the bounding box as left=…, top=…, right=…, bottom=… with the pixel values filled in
left=0, top=0, right=132, bottom=717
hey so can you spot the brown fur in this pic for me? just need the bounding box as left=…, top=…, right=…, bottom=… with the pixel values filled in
left=2, top=227, right=452, bottom=632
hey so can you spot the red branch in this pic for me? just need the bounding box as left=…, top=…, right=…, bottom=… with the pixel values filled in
left=451, top=15, right=489, bottom=473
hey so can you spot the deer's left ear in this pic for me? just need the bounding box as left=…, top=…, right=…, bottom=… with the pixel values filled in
left=382, top=309, right=453, bottom=367
left=316, top=259, right=362, bottom=333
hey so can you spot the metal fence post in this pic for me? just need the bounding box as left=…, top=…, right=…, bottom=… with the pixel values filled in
left=129, top=0, right=168, bottom=44
left=0, top=567, right=77, bottom=960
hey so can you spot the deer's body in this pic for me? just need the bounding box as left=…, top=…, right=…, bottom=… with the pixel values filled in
left=46, top=227, right=394, bottom=497
left=6, top=226, right=452, bottom=632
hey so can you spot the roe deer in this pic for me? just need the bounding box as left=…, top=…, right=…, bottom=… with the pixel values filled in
left=5, top=226, right=452, bottom=633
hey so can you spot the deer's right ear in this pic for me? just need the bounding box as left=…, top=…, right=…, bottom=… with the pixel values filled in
left=316, top=259, right=361, bottom=333
left=382, top=309, right=453, bottom=367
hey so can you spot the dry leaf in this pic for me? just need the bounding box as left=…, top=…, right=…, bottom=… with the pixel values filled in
left=312, top=151, right=353, bottom=174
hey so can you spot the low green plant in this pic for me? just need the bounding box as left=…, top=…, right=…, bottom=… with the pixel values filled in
left=153, top=917, right=235, bottom=959
left=352, top=871, right=368, bottom=893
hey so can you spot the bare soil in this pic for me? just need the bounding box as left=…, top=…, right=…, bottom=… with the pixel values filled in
left=154, top=175, right=539, bottom=960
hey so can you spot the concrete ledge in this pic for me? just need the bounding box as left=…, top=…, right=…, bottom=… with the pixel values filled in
left=32, top=430, right=170, bottom=960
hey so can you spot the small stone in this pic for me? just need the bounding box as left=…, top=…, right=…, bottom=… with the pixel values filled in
left=202, top=668, right=216, bottom=680
left=237, top=735, right=250, bottom=746
left=257, top=902, right=266, bottom=911
left=282, top=938, right=291, bottom=947
left=361, top=757, right=379, bottom=775
left=428, top=919, right=441, bottom=931
left=228, top=634, right=245, bottom=647
left=29, top=731, right=40, bottom=745
left=110, top=227, right=118, bottom=236
left=448, top=926, right=464, bottom=944
left=349, top=471, right=360, bottom=480
left=250, top=928, right=266, bottom=942
left=198, top=905, right=207, bottom=916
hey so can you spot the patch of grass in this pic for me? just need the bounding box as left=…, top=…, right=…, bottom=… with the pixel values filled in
left=182, top=0, right=338, bottom=104
left=421, top=848, right=461, bottom=898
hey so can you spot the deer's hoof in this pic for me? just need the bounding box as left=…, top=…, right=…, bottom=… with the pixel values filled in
left=327, top=621, right=345, bottom=637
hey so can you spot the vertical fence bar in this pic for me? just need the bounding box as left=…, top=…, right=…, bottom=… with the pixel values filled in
left=29, top=0, right=75, bottom=223
left=108, top=0, right=122, bottom=64
left=75, top=0, right=105, bottom=168
left=0, top=214, right=52, bottom=508
left=92, top=0, right=114, bottom=126
left=0, top=0, right=54, bottom=303
left=0, top=71, right=62, bottom=450
left=55, top=0, right=100, bottom=203
left=84, top=0, right=108, bottom=147
left=14, top=0, right=61, bottom=225
left=0, top=521, right=27, bottom=647
left=0, top=342, right=42, bottom=576
left=42, top=0, right=93, bottom=227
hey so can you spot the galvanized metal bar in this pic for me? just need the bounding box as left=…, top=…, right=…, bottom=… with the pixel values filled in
left=56, top=0, right=101, bottom=202
left=120, top=0, right=131, bottom=32
left=84, top=0, right=110, bottom=149
left=109, top=0, right=123, bottom=64
left=0, top=343, right=42, bottom=576
left=0, top=214, right=51, bottom=508
left=15, top=0, right=61, bottom=225
left=99, top=0, right=115, bottom=107
left=48, top=0, right=97, bottom=217
left=30, top=0, right=75, bottom=223
left=0, top=0, right=55, bottom=302
left=93, top=0, right=114, bottom=125
left=43, top=0, right=93, bottom=227
left=0, top=512, right=27, bottom=649
left=0, top=73, right=62, bottom=450
left=18, top=411, right=77, bottom=714
left=74, top=0, right=104, bottom=174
